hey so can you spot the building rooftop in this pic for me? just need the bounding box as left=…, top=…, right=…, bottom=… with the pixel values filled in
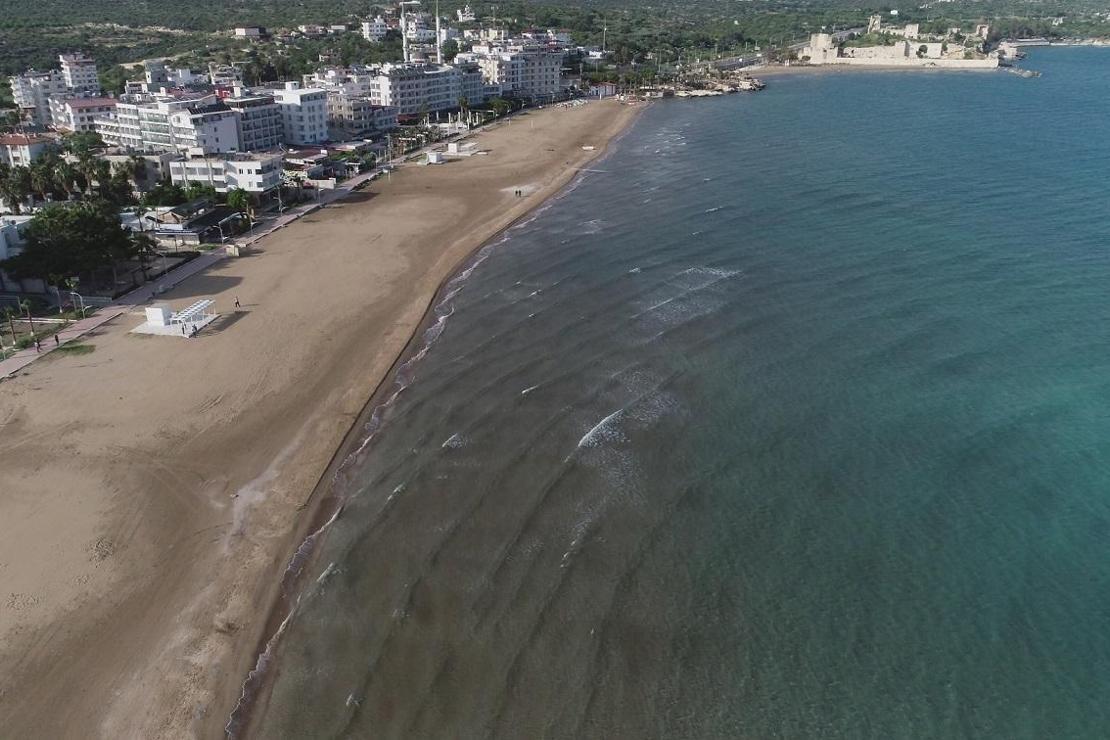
left=0, top=134, right=54, bottom=146
left=65, top=97, right=118, bottom=109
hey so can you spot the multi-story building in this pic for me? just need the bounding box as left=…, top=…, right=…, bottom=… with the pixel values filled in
left=366, top=63, right=484, bottom=117
left=224, top=90, right=283, bottom=151
left=168, top=152, right=283, bottom=193
left=272, top=83, right=328, bottom=145
left=208, top=64, right=243, bottom=88
left=325, top=91, right=399, bottom=135
left=461, top=41, right=564, bottom=99
left=96, top=93, right=241, bottom=153
left=0, top=134, right=55, bottom=167
left=361, top=16, right=390, bottom=42
left=8, top=70, right=67, bottom=125
left=402, top=13, right=437, bottom=42
left=457, top=4, right=476, bottom=22
left=59, top=53, right=100, bottom=93
left=49, top=96, right=117, bottom=133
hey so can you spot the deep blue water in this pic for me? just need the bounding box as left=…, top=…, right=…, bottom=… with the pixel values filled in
left=253, top=48, right=1110, bottom=738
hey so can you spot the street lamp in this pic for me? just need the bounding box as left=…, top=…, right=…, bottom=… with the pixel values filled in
left=70, top=292, right=87, bottom=319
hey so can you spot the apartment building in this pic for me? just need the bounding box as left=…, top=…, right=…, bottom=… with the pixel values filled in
left=0, top=134, right=55, bottom=167
left=168, top=152, right=283, bottom=193
left=208, top=64, right=243, bottom=87
left=224, top=90, right=283, bottom=151
left=8, top=70, right=67, bottom=125
left=96, top=93, right=241, bottom=154
left=273, top=83, right=328, bottom=145
left=49, top=96, right=117, bottom=133
left=366, top=63, right=484, bottom=117
left=59, top=53, right=100, bottom=93
left=402, top=14, right=437, bottom=42
left=462, top=41, right=564, bottom=99
left=325, top=91, right=399, bottom=135
left=361, top=16, right=390, bottom=42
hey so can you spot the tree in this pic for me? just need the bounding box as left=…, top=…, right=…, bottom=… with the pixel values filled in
left=130, top=231, right=159, bottom=280
left=1, top=165, right=32, bottom=214
left=225, top=188, right=251, bottom=214
left=63, top=131, right=105, bottom=156
left=142, top=180, right=188, bottom=207
left=18, top=298, right=35, bottom=339
left=185, top=182, right=217, bottom=201
left=29, top=161, right=57, bottom=203
left=442, top=39, right=459, bottom=62
left=1, top=305, right=16, bottom=346
left=1, top=201, right=135, bottom=286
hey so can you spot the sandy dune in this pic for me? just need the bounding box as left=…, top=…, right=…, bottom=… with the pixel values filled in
left=0, top=99, right=642, bottom=739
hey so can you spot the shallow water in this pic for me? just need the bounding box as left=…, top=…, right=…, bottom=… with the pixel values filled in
left=253, top=48, right=1110, bottom=738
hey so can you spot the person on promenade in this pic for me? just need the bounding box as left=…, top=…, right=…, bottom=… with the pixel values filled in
left=34, top=339, right=41, bottom=352
left=54, top=334, right=59, bottom=346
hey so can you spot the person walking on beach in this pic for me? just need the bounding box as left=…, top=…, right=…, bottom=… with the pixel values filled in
left=234, top=296, right=241, bottom=309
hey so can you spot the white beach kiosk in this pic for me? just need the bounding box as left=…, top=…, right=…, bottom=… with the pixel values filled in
left=133, top=299, right=218, bottom=337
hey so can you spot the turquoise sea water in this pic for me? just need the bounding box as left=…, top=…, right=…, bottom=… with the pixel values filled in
left=249, top=48, right=1110, bottom=738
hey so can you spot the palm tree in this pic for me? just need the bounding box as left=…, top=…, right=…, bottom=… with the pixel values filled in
left=48, top=273, right=65, bottom=314
left=93, top=160, right=112, bottom=199
left=76, top=153, right=99, bottom=195
left=18, top=298, right=35, bottom=340
left=55, top=161, right=78, bottom=200
left=1, top=165, right=32, bottom=214
left=1, top=306, right=16, bottom=346
left=131, top=232, right=158, bottom=280
left=29, top=162, right=56, bottom=204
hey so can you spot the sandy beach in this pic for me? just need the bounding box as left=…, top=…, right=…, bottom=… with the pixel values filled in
left=0, top=98, right=642, bottom=739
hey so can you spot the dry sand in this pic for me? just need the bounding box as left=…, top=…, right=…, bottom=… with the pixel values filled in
left=0, top=99, right=643, bottom=739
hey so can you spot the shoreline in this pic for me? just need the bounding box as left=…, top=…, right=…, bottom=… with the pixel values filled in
left=749, top=63, right=1005, bottom=76
left=226, top=101, right=647, bottom=737
left=0, top=98, right=645, bottom=740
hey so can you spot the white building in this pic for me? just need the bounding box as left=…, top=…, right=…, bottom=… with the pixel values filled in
left=208, top=64, right=243, bottom=87
left=224, top=90, right=283, bottom=151
left=168, top=152, right=283, bottom=193
left=49, top=96, right=117, bottom=133
left=457, top=4, right=476, bottom=22
left=362, top=16, right=390, bottom=42
left=461, top=41, right=564, bottom=99
left=273, top=82, right=329, bottom=145
left=326, top=91, right=399, bottom=135
left=403, top=13, right=437, bottom=42
left=234, top=26, right=266, bottom=38
left=8, top=70, right=67, bottom=125
left=0, top=134, right=54, bottom=167
left=59, top=53, right=100, bottom=93
left=96, top=93, right=241, bottom=153
left=0, top=216, right=33, bottom=261
left=365, top=63, right=484, bottom=117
